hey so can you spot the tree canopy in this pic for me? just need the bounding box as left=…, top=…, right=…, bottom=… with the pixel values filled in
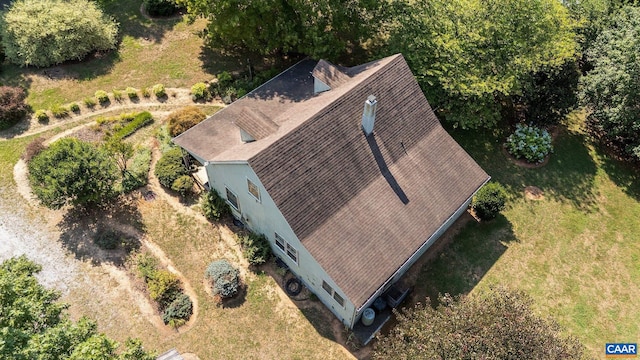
left=28, top=138, right=118, bottom=209
left=580, top=6, right=640, bottom=160
left=384, top=0, right=578, bottom=128
left=373, top=287, right=586, bottom=359
left=0, top=256, right=154, bottom=360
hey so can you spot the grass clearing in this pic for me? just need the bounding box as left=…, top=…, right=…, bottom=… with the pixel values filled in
left=416, top=113, right=640, bottom=357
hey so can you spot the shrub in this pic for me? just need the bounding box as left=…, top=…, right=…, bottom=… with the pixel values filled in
left=147, top=269, right=181, bottom=308
left=0, top=0, right=118, bottom=67
left=22, top=137, right=46, bottom=162
left=190, top=82, right=209, bottom=101
left=154, top=147, right=188, bottom=188
left=167, top=106, right=207, bottom=137
left=205, top=260, right=240, bottom=299
left=126, top=87, right=138, bottom=99
left=69, top=103, right=80, bottom=113
left=152, top=84, right=166, bottom=98
left=144, top=0, right=181, bottom=16
left=0, top=86, right=28, bottom=130
left=50, top=104, right=69, bottom=118
left=200, top=189, right=230, bottom=220
left=83, top=97, right=97, bottom=108
left=472, top=182, right=507, bottom=221
left=110, top=111, right=154, bottom=140
left=135, top=252, right=158, bottom=281
left=95, top=90, right=109, bottom=104
left=112, top=89, right=123, bottom=101
left=505, top=124, right=553, bottom=163
left=141, top=87, right=151, bottom=98
left=34, top=110, right=49, bottom=123
left=171, top=175, right=194, bottom=196
left=94, top=229, right=129, bottom=250
left=162, top=293, right=192, bottom=327
left=120, top=148, right=151, bottom=193
left=237, top=233, right=271, bottom=266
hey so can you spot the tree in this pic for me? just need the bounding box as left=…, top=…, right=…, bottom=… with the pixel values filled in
left=0, top=86, right=29, bottom=130
left=154, top=147, right=188, bottom=188
left=373, top=287, right=587, bottom=359
left=385, top=0, right=577, bottom=128
left=177, top=0, right=381, bottom=59
left=104, top=137, right=134, bottom=174
left=580, top=6, right=640, bottom=161
left=0, top=0, right=118, bottom=67
left=0, top=256, right=155, bottom=360
left=167, top=106, right=207, bottom=137
left=28, top=138, right=118, bottom=209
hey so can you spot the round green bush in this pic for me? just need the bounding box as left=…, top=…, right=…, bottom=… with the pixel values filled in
left=237, top=233, right=271, bottom=266
left=205, top=259, right=240, bottom=299
left=167, top=106, right=207, bottom=137
left=162, top=293, right=192, bottom=327
left=95, top=90, right=109, bottom=104
left=69, top=103, right=80, bottom=113
left=147, top=269, right=182, bottom=308
left=154, top=147, right=188, bottom=188
left=200, top=189, right=230, bottom=221
left=34, top=110, right=49, bottom=123
left=0, top=86, right=28, bottom=130
left=152, top=84, right=166, bottom=98
left=171, top=175, right=194, bottom=196
left=505, top=124, right=553, bottom=163
left=0, top=0, right=118, bottom=67
left=472, top=182, right=507, bottom=220
left=126, top=87, right=138, bottom=99
left=190, top=82, right=210, bottom=101
left=144, top=0, right=181, bottom=17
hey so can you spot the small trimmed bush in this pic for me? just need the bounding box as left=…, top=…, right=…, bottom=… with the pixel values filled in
left=505, top=124, right=553, bottom=163
left=237, top=233, right=271, bottom=266
left=148, top=269, right=182, bottom=308
left=144, top=0, right=181, bottom=16
left=190, top=82, right=210, bottom=101
left=162, top=293, right=192, bottom=327
left=141, top=87, right=151, bottom=98
left=69, top=103, right=80, bottom=113
left=200, top=189, right=230, bottom=220
left=112, top=89, right=123, bottom=101
left=171, top=175, right=194, bottom=196
left=34, top=109, right=49, bottom=123
left=154, top=147, right=188, bottom=188
left=205, top=259, right=240, bottom=299
left=22, top=137, right=46, bottom=162
left=0, top=86, right=28, bottom=130
left=83, top=97, right=97, bottom=108
left=152, top=84, right=166, bottom=98
left=167, top=106, right=207, bottom=137
left=135, top=252, right=159, bottom=281
left=50, top=104, right=69, bottom=118
left=472, top=182, right=507, bottom=220
left=126, top=87, right=138, bottom=99
left=95, top=90, right=109, bottom=104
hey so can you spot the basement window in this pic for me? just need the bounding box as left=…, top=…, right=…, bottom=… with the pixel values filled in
left=274, top=232, right=285, bottom=252
left=333, top=293, right=344, bottom=306
left=322, top=280, right=345, bottom=307
left=322, top=281, right=333, bottom=295
left=247, top=179, right=260, bottom=201
left=286, top=243, right=298, bottom=263
left=225, top=187, right=239, bottom=210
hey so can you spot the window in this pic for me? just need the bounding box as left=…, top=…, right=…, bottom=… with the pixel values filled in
left=247, top=179, right=260, bottom=201
left=322, top=281, right=333, bottom=295
left=286, top=243, right=298, bottom=263
left=274, top=233, right=285, bottom=252
left=225, top=187, right=239, bottom=210
left=333, top=292, right=344, bottom=306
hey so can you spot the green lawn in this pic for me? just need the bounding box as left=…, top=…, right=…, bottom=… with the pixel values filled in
left=416, top=112, right=640, bottom=356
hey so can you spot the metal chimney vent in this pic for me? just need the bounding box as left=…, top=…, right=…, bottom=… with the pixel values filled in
left=361, top=95, right=377, bottom=136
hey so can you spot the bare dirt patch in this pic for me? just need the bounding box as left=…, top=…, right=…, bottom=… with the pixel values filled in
left=524, top=186, right=544, bottom=200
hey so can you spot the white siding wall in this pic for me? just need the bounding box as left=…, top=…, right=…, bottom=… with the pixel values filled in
left=205, top=162, right=356, bottom=326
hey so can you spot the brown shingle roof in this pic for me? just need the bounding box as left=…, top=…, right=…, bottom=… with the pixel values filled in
left=234, top=108, right=279, bottom=140
left=312, top=59, right=351, bottom=89
left=174, top=54, right=489, bottom=309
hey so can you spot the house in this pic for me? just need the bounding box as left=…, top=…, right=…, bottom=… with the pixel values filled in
left=173, top=54, right=490, bottom=333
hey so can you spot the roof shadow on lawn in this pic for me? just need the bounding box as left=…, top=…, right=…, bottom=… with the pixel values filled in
left=57, top=198, right=145, bottom=267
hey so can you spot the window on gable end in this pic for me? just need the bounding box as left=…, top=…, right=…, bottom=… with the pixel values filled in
left=247, top=178, right=260, bottom=201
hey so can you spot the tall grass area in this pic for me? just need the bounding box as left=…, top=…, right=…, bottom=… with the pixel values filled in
left=417, top=112, right=640, bottom=356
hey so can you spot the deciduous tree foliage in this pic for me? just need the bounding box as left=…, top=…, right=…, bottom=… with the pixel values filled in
left=177, top=0, right=380, bottom=59
left=0, top=256, right=155, bottom=360
left=28, top=138, right=118, bottom=209
left=0, top=0, right=118, bottom=67
left=0, top=86, right=28, bottom=130
left=385, top=0, right=577, bottom=128
left=373, top=288, right=587, bottom=360
left=580, top=6, right=640, bottom=161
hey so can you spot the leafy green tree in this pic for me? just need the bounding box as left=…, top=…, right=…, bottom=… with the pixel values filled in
left=28, top=138, right=118, bottom=209
left=580, top=6, right=640, bottom=160
left=373, top=287, right=586, bottom=359
left=0, top=256, right=155, bottom=359
left=104, top=137, right=134, bottom=174
left=0, top=0, right=118, bottom=67
left=385, top=0, right=577, bottom=128
left=177, top=0, right=380, bottom=59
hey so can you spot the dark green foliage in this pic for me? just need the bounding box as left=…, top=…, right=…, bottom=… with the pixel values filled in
left=472, top=182, right=507, bottom=220
left=147, top=269, right=182, bottom=308
left=200, top=189, right=230, bottom=220
left=0, top=0, right=118, bottom=67
left=205, top=259, right=240, bottom=298
left=152, top=84, right=165, bottom=98
left=580, top=6, right=640, bottom=161
left=162, top=293, right=193, bottom=327
left=28, top=138, right=118, bottom=209
left=94, top=229, right=121, bottom=250
left=118, top=339, right=156, bottom=360
left=21, top=136, right=46, bottom=162
left=120, top=148, right=151, bottom=193
left=135, top=252, right=159, bottom=281
left=95, top=90, right=109, bottom=104
left=167, top=106, right=207, bottom=137
left=0, top=86, right=28, bottom=130
left=110, top=111, right=154, bottom=140
left=373, top=287, right=586, bottom=359
left=171, top=175, right=194, bottom=196
left=211, top=68, right=279, bottom=103
left=154, top=147, right=188, bottom=188
left=69, top=103, right=80, bottom=112
left=34, top=109, right=49, bottom=123
left=126, top=87, right=138, bottom=99
left=237, top=233, right=271, bottom=266
left=144, top=0, right=181, bottom=16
